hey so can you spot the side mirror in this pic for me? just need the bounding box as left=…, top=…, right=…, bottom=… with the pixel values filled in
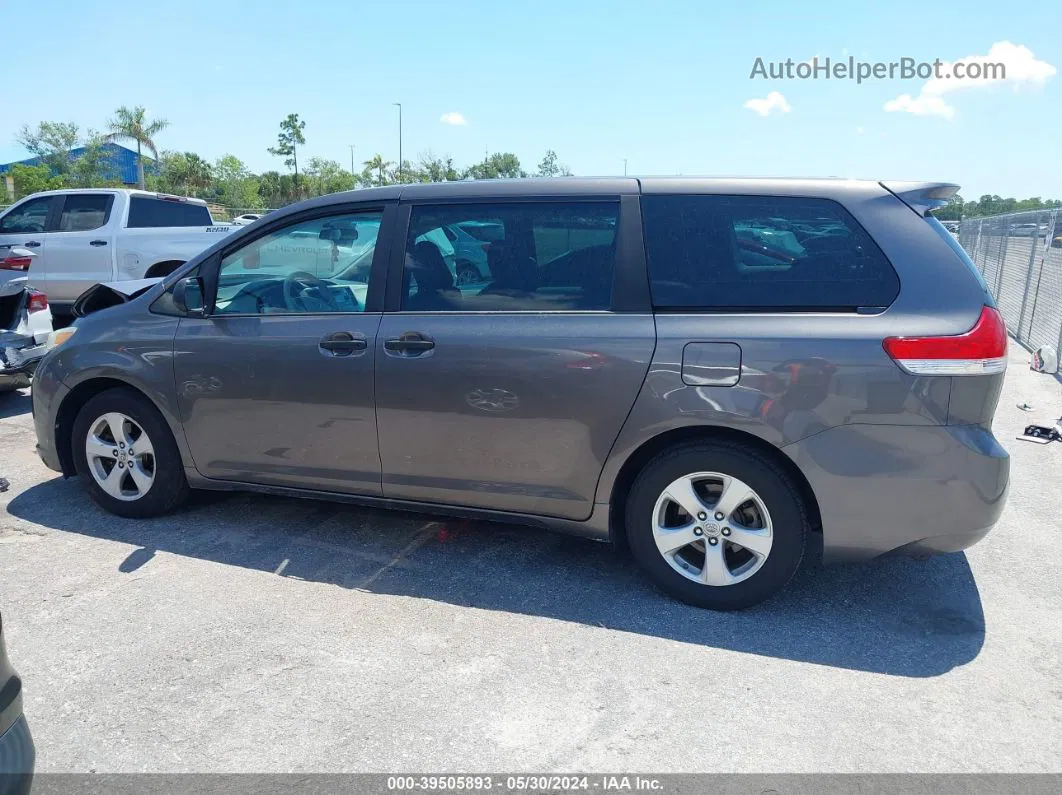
left=319, top=226, right=343, bottom=242
left=173, top=276, right=205, bottom=317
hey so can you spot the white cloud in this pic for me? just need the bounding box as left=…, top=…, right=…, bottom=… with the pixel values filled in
left=885, top=41, right=1055, bottom=119
left=883, top=93, right=956, bottom=119
left=439, top=112, right=468, bottom=126
left=743, top=91, right=792, bottom=117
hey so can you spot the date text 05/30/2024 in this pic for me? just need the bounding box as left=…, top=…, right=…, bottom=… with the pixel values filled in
left=386, top=775, right=664, bottom=791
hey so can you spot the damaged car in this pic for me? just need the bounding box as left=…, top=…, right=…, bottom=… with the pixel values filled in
left=0, top=247, right=52, bottom=393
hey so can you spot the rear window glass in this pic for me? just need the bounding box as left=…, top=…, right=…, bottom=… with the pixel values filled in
left=127, top=197, right=212, bottom=228
left=643, top=195, right=900, bottom=310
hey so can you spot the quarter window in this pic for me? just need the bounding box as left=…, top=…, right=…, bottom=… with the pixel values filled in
left=402, top=202, right=619, bottom=311
left=643, top=195, right=900, bottom=310
left=214, top=211, right=382, bottom=315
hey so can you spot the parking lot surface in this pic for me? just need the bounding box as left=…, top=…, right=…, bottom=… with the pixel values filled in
left=1, top=340, right=1060, bottom=773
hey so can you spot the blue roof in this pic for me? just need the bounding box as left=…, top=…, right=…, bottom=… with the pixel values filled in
left=0, top=142, right=154, bottom=185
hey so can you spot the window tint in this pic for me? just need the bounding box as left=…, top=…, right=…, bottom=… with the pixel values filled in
left=127, top=197, right=212, bottom=228
left=402, top=202, right=618, bottom=311
left=643, top=195, right=900, bottom=310
left=58, top=194, right=113, bottom=232
left=215, top=211, right=382, bottom=315
left=0, top=196, right=54, bottom=234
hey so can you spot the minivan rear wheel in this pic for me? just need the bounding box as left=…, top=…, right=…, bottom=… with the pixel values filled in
left=625, top=442, right=807, bottom=610
left=72, top=388, right=190, bottom=518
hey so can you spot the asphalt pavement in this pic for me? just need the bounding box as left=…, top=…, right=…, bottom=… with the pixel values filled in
left=0, top=340, right=1059, bottom=773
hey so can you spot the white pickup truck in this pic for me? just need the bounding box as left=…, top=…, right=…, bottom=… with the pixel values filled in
left=0, top=189, right=237, bottom=314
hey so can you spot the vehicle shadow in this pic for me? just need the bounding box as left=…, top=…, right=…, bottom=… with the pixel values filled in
left=0, top=390, right=31, bottom=420
left=7, top=477, right=985, bottom=678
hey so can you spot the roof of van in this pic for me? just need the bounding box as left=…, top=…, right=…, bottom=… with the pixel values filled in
left=289, top=176, right=953, bottom=202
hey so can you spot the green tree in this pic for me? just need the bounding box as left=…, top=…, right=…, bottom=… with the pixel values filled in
left=16, top=121, right=80, bottom=178
left=303, top=157, right=354, bottom=197
left=362, top=154, right=394, bottom=187
left=105, top=105, right=169, bottom=190
left=464, top=152, right=527, bottom=180
left=536, top=150, right=559, bottom=177
left=151, top=151, right=214, bottom=197
left=66, top=131, right=117, bottom=188
left=934, top=194, right=964, bottom=221
left=413, top=152, right=460, bottom=183
left=213, top=155, right=262, bottom=209
left=267, top=113, right=307, bottom=194
left=9, top=164, right=63, bottom=199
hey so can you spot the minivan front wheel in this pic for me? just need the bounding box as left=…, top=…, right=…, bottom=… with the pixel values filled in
left=626, top=442, right=807, bottom=610
left=72, top=388, right=190, bottom=518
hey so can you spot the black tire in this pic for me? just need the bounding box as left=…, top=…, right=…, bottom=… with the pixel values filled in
left=71, top=387, right=190, bottom=518
left=625, top=441, right=807, bottom=610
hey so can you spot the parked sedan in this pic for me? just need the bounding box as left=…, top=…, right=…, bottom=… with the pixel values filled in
left=0, top=610, right=34, bottom=795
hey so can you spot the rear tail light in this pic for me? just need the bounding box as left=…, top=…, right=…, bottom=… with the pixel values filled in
left=27, top=290, right=49, bottom=314
left=883, top=306, right=1007, bottom=376
left=1, top=256, right=32, bottom=271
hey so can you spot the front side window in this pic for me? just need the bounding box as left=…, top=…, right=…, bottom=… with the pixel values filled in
left=402, top=202, right=619, bottom=311
left=0, top=196, right=54, bottom=234
left=643, top=195, right=900, bottom=310
left=214, top=210, right=382, bottom=315
left=58, top=194, right=113, bottom=232
left=127, top=197, right=212, bottom=228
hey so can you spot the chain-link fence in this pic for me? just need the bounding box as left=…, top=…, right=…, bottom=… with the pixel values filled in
left=959, top=209, right=1062, bottom=353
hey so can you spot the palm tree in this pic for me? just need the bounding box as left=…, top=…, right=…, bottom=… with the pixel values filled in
left=105, top=106, right=169, bottom=190
left=363, top=154, right=394, bottom=187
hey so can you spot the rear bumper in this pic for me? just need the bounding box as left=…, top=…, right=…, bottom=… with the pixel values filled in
left=783, top=423, right=1009, bottom=562
left=0, top=716, right=34, bottom=795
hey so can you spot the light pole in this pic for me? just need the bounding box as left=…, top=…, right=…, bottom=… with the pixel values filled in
left=623, top=158, right=628, bottom=176
left=348, top=144, right=355, bottom=175
left=392, top=103, right=402, bottom=183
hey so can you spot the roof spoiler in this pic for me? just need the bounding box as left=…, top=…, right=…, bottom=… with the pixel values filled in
left=880, top=181, right=960, bottom=217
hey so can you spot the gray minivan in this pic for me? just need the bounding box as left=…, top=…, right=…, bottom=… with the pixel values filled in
left=30, top=178, right=1010, bottom=609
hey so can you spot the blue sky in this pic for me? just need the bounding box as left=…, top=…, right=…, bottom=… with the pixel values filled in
left=3, top=0, right=1060, bottom=199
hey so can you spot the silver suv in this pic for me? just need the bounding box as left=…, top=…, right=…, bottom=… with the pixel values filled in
left=31, top=178, right=1009, bottom=609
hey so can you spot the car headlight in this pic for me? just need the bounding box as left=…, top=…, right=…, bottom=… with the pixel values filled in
left=47, top=327, right=77, bottom=350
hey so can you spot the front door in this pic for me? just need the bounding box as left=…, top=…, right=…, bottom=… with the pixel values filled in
left=173, top=205, right=392, bottom=495
left=46, top=193, right=116, bottom=304
left=0, top=195, right=58, bottom=291
left=375, top=198, right=655, bottom=520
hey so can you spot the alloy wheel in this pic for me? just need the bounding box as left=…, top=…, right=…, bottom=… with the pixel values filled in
left=84, top=412, right=156, bottom=502
left=651, top=471, right=774, bottom=586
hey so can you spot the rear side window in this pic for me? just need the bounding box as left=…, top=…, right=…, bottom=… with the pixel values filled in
left=402, top=202, right=619, bottom=311
left=58, top=194, right=113, bottom=232
left=127, top=197, right=212, bottom=228
left=643, top=195, right=900, bottom=310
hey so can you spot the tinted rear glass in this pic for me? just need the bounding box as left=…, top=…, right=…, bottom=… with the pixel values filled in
left=643, top=195, right=900, bottom=310
left=127, top=197, right=212, bottom=228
